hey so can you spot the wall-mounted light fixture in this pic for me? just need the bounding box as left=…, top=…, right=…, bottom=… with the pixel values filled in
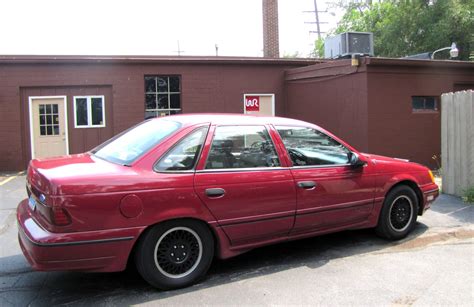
left=431, top=42, right=459, bottom=59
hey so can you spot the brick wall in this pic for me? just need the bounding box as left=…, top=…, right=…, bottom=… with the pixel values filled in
left=262, top=0, right=280, bottom=58
left=0, top=60, right=308, bottom=170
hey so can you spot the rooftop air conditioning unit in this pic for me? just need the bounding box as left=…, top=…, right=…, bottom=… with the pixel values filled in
left=324, top=32, right=374, bottom=59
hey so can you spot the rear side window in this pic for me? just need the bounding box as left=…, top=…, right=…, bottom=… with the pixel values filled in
left=155, top=127, right=208, bottom=171
left=92, top=119, right=181, bottom=166
left=276, top=126, right=350, bottom=166
left=205, top=126, right=280, bottom=169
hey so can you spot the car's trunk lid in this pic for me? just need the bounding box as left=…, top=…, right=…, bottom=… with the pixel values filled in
left=27, top=153, right=136, bottom=196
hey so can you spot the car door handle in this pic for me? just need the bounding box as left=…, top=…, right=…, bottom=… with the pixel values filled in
left=205, top=188, right=226, bottom=197
left=297, top=181, right=316, bottom=189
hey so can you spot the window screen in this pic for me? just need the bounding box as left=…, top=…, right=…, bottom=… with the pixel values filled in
left=145, top=76, right=181, bottom=118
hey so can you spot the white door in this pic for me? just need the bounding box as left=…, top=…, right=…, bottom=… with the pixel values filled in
left=30, top=97, right=68, bottom=158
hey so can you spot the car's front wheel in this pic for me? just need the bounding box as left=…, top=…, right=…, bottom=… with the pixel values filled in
left=135, top=220, right=214, bottom=290
left=376, top=185, right=419, bottom=240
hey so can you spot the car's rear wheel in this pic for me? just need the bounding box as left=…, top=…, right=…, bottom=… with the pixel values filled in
left=376, top=185, right=419, bottom=240
left=135, top=220, right=214, bottom=290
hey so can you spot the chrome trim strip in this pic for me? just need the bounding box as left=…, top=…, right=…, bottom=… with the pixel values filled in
left=44, top=256, right=115, bottom=264
left=194, top=164, right=355, bottom=173
left=219, top=213, right=295, bottom=227
left=196, top=167, right=288, bottom=173
left=374, top=197, right=385, bottom=203
left=296, top=198, right=374, bottom=216
left=423, top=188, right=439, bottom=194
left=19, top=227, right=134, bottom=247
left=218, top=210, right=295, bottom=226
left=156, top=170, right=195, bottom=174
left=290, top=164, right=352, bottom=170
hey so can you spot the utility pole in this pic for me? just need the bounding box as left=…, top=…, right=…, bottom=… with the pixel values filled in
left=303, top=0, right=331, bottom=58
left=303, top=0, right=327, bottom=40
left=313, top=0, right=321, bottom=40
left=215, top=44, right=219, bottom=56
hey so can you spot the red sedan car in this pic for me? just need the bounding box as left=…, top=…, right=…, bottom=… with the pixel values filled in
left=18, top=114, right=439, bottom=289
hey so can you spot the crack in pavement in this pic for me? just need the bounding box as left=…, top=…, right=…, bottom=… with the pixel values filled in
left=0, top=210, right=16, bottom=235
left=26, top=273, right=49, bottom=307
left=0, top=269, right=35, bottom=277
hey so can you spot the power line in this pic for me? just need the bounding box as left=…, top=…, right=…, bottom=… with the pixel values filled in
left=173, top=40, right=185, bottom=56
left=303, top=0, right=326, bottom=40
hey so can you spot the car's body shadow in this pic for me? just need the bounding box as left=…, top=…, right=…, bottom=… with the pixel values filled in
left=0, top=223, right=428, bottom=306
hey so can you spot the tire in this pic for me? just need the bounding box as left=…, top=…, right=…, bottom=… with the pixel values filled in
left=375, top=185, right=419, bottom=240
left=134, top=220, right=214, bottom=290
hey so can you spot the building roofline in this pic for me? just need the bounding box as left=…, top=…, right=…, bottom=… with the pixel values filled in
left=0, top=54, right=322, bottom=66
left=285, top=56, right=474, bottom=81
left=365, top=57, right=474, bottom=69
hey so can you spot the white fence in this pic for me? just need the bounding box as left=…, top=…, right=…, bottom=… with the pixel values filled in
left=441, top=90, right=474, bottom=196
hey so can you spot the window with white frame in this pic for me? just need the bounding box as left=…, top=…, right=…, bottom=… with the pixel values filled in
left=145, top=76, right=181, bottom=118
left=74, top=96, right=105, bottom=128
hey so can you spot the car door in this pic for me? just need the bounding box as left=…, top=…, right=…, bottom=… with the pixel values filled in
left=194, top=125, right=296, bottom=246
left=274, top=125, right=376, bottom=235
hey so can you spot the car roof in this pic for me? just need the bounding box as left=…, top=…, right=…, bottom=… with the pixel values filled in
left=157, top=113, right=316, bottom=127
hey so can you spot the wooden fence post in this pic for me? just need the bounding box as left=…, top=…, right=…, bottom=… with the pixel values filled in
left=441, top=90, right=473, bottom=197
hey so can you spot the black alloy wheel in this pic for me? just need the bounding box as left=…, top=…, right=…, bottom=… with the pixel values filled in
left=135, top=220, right=214, bottom=290
left=376, top=185, right=419, bottom=240
left=154, top=227, right=202, bottom=279
left=388, top=195, right=413, bottom=232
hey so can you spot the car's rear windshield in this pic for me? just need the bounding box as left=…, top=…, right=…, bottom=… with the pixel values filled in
left=92, top=119, right=181, bottom=166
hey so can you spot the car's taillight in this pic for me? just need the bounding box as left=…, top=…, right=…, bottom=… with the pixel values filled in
left=50, top=207, right=72, bottom=226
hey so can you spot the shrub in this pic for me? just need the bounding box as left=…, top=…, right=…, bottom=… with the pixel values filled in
left=462, top=186, right=474, bottom=204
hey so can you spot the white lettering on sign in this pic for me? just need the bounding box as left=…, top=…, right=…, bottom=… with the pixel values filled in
left=245, top=98, right=259, bottom=107
left=245, top=96, right=260, bottom=111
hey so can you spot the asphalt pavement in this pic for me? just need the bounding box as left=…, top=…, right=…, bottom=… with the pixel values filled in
left=0, top=174, right=473, bottom=306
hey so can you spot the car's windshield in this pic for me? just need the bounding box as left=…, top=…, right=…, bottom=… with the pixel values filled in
left=92, top=119, right=181, bottom=165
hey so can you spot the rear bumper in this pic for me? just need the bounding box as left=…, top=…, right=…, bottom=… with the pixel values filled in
left=420, top=183, right=439, bottom=213
left=17, top=199, right=145, bottom=272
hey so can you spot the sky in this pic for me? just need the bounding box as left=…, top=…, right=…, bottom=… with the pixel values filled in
left=0, top=0, right=343, bottom=57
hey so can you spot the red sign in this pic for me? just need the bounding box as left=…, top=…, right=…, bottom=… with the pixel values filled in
left=245, top=96, right=260, bottom=112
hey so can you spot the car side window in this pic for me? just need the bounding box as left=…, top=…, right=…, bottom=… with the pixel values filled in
left=205, top=126, right=280, bottom=169
left=155, top=127, right=208, bottom=171
left=276, top=126, right=350, bottom=167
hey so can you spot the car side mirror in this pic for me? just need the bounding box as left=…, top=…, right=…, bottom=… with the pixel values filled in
left=348, top=152, right=367, bottom=168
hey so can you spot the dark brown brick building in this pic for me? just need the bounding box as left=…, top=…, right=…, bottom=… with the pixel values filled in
left=0, top=55, right=316, bottom=170
left=0, top=55, right=472, bottom=170
left=286, top=58, right=474, bottom=168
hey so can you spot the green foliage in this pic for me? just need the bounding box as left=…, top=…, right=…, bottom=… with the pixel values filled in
left=463, top=186, right=474, bottom=204
left=283, top=51, right=303, bottom=58
left=314, top=38, right=325, bottom=58
left=332, top=0, right=473, bottom=60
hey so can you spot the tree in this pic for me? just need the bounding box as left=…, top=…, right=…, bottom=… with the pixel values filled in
left=319, top=0, right=473, bottom=60
left=282, top=51, right=303, bottom=58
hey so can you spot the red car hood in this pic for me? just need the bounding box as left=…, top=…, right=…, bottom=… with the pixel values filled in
left=361, top=153, right=428, bottom=172
left=28, top=154, right=140, bottom=196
